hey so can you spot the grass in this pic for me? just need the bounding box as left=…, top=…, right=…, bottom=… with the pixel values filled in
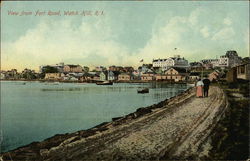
left=207, top=80, right=249, bottom=160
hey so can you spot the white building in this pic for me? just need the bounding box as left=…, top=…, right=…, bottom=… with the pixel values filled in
left=218, top=51, right=242, bottom=68
left=152, top=55, right=189, bottom=71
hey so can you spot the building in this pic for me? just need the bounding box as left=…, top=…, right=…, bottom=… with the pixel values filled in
left=164, top=67, right=188, bottom=82
left=109, top=66, right=124, bottom=72
left=123, top=66, right=134, bottom=73
left=189, top=72, right=201, bottom=81
left=218, top=50, right=242, bottom=68
left=141, top=72, right=155, bottom=81
left=152, top=55, right=189, bottom=71
left=45, top=73, right=61, bottom=80
left=118, top=73, right=133, bottom=81
left=95, top=66, right=106, bottom=72
left=40, top=62, right=64, bottom=73
left=63, top=65, right=83, bottom=73
left=107, top=71, right=116, bottom=81
left=209, top=71, right=220, bottom=82
left=236, top=63, right=250, bottom=80
left=200, top=59, right=219, bottom=69
left=100, top=71, right=108, bottom=81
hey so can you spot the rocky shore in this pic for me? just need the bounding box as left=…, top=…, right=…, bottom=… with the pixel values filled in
left=1, top=86, right=227, bottom=161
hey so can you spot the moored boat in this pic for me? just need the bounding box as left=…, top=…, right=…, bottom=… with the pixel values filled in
left=96, top=81, right=113, bottom=85
left=137, top=88, right=149, bottom=94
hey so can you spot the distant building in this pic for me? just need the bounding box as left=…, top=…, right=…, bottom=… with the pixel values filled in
left=209, top=71, right=220, bottom=82
left=164, top=67, right=188, bottom=82
left=40, top=62, right=64, bottom=73
left=118, top=73, right=133, bottom=81
left=100, top=71, right=108, bottom=81
left=189, top=72, right=201, bottom=81
left=152, top=55, right=189, bottom=71
left=45, top=73, right=61, bottom=80
left=95, top=66, right=106, bottom=72
left=141, top=72, right=155, bottom=81
left=109, top=66, right=124, bottom=72
left=63, top=65, right=83, bottom=73
left=236, top=63, right=250, bottom=80
left=123, top=66, right=134, bottom=73
left=200, top=59, right=219, bottom=69
left=218, top=50, right=242, bottom=68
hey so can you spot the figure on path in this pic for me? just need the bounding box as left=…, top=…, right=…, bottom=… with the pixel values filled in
left=203, top=77, right=211, bottom=97
left=196, top=79, right=204, bottom=98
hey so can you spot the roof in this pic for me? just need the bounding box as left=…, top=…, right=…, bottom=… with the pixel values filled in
left=169, top=67, right=187, bottom=73
left=189, top=72, right=200, bottom=76
left=65, top=64, right=80, bottom=68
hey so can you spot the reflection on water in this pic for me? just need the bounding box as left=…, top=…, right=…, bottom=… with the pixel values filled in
left=1, top=81, right=190, bottom=152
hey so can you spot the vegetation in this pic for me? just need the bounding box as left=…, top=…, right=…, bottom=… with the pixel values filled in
left=207, top=80, right=249, bottom=160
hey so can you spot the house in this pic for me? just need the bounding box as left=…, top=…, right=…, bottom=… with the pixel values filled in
left=164, top=67, right=188, bottom=82
left=141, top=72, right=155, bottom=81
left=107, top=71, right=116, bottom=81
left=189, top=72, right=201, bottom=81
left=63, top=65, right=83, bottom=73
left=209, top=71, right=220, bottom=82
left=155, top=74, right=167, bottom=81
left=0, top=72, right=6, bottom=80
left=123, top=66, right=134, bottom=73
left=100, top=71, right=108, bottom=81
left=236, top=63, right=250, bottom=80
left=109, top=66, right=124, bottom=72
left=118, top=73, right=133, bottom=81
left=45, top=73, right=61, bottom=80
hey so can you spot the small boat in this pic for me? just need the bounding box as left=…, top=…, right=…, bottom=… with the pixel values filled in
left=96, top=81, right=113, bottom=85
left=137, top=88, right=149, bottom=94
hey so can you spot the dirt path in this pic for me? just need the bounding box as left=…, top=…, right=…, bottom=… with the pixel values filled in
left=2, top=86, right=227, bottom=161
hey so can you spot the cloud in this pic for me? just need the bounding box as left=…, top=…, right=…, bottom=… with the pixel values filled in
left=223, top=17, right=232, bottom=26
left=212, top=27, right=235, bottom=41
left=1, top=17, right=131, bottom=70
left=200, top=26, right=210, bottom=38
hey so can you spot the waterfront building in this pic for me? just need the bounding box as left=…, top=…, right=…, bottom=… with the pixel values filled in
left=155, top=74, right=167, bottom=81
left=63, top=65, right=83, bottom=73
left=107, top=71, right=115, bottom=81
left=141, top=72, right=155, bottom=81
left=118, top=73, right=133, bottom=81
left=100, top=71, right=108, bottom=81
left=164, top=67, right=188, bottom=82
left=0, top=72, right=6, bottom=80
left=236, top=63, right=250, bottom=80
left=152, top=55, right=189, bottom=71
left=45, top=73, right=61, bottom=80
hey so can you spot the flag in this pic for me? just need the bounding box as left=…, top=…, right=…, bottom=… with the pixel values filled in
left=174, top=48, right=177, bottom=50
left=140, top=59, right=144, bottom=62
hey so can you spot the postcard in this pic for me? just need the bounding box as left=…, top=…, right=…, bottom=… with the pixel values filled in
left=0, top=1, right=249, bottom=160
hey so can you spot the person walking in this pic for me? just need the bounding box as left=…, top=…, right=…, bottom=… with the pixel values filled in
left=203, top=77, right=211, bottom=97
left=196, top=79, right=204, bottom=98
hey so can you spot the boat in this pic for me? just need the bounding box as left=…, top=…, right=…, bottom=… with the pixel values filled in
left=137, top=88, right=149, bottom=94
left=96, top=81, right=113, bottom=85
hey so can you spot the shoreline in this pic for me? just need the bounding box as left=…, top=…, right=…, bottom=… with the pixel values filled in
left=1, top=86, right=194, bottom=155
left=0, top=79, right=194, bottom=84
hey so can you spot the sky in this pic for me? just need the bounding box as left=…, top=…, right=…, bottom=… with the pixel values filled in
left=1, top=1, right=249, bottom=71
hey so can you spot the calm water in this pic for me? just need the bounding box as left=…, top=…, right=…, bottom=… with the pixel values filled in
left=0, top=81, right=190, bottom=152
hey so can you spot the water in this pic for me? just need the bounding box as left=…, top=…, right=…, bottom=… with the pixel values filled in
left=0, top=81, right=190, bottom=152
